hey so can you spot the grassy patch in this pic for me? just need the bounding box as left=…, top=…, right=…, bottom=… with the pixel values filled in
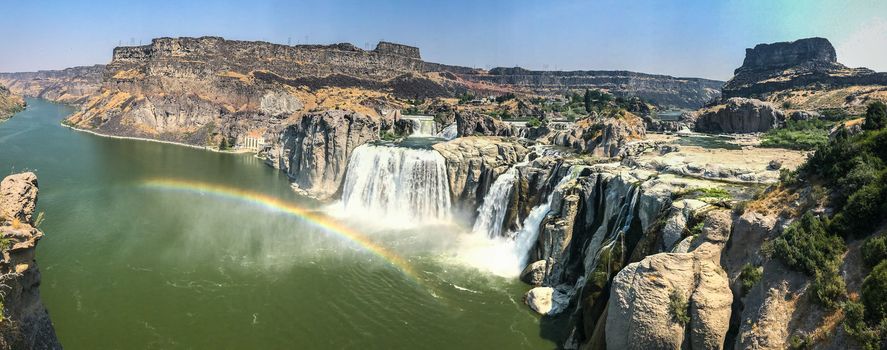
left=761, top=119, right=832, bottom=150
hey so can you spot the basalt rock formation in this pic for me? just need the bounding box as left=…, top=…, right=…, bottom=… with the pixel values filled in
left=465, top=67, right=724, bottom=109
left=540, top=112, right=646, bottom=157
left=432, top=137, right=529, bottom=214
left=722, top=37, right=887, bottom=113
left=454, top=110, right=514, bottom=137
left=693, top=97, right=784, bottom=133
left=0, top=173, right=62, bottom=349
left=0, top=85, right=24, bottom=121
left=264, top=110, right=381, bottom=199
left=0, top=65, right=104, bottom=105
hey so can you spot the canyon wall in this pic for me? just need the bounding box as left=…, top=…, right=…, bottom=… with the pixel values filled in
left=0, top=173, right=61, bottom=349
left=0, top=85, right=24, bottom=121
left=462, top=67, right=724, bottom=109
left=0, top=65, right=105, bottom=105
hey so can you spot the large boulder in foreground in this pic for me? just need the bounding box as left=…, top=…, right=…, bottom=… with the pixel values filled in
left=606, top=242, right=733, bottom=350
left=0, top=172, right=38, bottom=222
left=693, top=98, right=784, bottom=133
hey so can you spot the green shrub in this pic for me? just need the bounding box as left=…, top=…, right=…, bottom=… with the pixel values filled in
left=526, top=117, right=544, bottom=128
left=772, top=213, right=845, bottom=276
left=843, top=301, right=883, bottom=350
left=862, top=260, right=887, bottom=323
left=810, top=266, right=846, bottom=309
left=761, top=119, right=832, bottom=150
left=862, top=101, right=887, bottom=131
left=861, top=235, right=887, bottom=268
left=739, top=263, right=763, bottom=295
left=668, top=289, right=690, bottom=326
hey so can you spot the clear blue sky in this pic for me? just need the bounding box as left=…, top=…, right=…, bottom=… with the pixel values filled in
left=1, top=0, right=885, bottom=80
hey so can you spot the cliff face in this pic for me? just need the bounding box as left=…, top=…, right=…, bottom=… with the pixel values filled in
left=0, top=65, right=104, bottom=105
left=0, top=85, right=24, bottom=121
left=0, top=173, right=61, bottom=350
left=264, top=110, right=381, bottom=199
left=462, top=67, right=724, bottom=109
left=722, top=37, right=887, bottom=113
left=693, top=97, right=784, bottom=133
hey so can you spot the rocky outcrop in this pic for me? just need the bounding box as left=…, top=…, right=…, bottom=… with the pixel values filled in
left=0, top=85, right=24, bottom=121
left=0, top=173, right=61, bottom=349
left=722, top=37, right=887, bottom=113
left=0, top=65, right=104, bottom=105
left=454, top=111, right=513, bottom=137
left=606, top=242, right=733, bottom=350
left=693, top=98, right=784, bottom=133
left=541, top=112, right=646, bottom=157
left=464, top=67, right=724, bottom=109
left=265, top=110, right=380, bottom=199
left=431, top=137, right=528, bottom=213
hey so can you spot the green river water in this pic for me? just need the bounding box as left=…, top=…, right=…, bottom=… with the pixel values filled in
left=0, top=99, right=555, bottom=349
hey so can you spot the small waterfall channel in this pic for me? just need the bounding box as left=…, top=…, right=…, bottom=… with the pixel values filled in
left=403, top=115, right=438, bottom=136
left=339, top=143, right=451, bottom=225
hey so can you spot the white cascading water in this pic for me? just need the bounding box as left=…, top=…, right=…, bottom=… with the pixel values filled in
left=339, top=144, right=451, bottom=225
left=437, top=123, right=458, bottom=140
left=405, top=116, right=438, bottom=136
left=511, top=174, right=572, bottom=268
left=471, top=167, right=518, bottom=238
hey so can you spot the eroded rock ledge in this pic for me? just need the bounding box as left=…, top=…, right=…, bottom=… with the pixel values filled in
left=0, top=173, right=61, bottom=349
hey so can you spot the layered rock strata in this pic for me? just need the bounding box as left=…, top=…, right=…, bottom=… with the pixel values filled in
left=0, top=173, right=61, bottom=349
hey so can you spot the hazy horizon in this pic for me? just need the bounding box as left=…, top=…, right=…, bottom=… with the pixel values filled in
left=1, top=0, right=886, bottom=80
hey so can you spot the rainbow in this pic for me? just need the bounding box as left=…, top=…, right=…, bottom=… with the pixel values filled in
left=140, top=178, right=423, bottom=285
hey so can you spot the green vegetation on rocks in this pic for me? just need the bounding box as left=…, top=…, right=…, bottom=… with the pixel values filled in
left=739, top=263, right=763, bottom=295
left=760, top=119, right=832, bottom=150
left=668, top=289, right=690, bottom=326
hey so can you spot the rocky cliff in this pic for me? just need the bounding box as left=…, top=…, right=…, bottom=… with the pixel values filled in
left=0, top=65, right=104, bottom=105
left=540, top=112, right=646, bottom=157
left=462, top=67, right=724, bottom=109
left=0, top=85, right=24, bottom=121
left=722, top=37, right=887, bottom=113
left=0, top=173, right=62, bottom=349
left=264, top=110, right=381, bottom=199
left=693, top=97, right=785, bottom=133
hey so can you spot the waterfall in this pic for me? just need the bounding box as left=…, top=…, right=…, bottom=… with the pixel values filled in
left=471, top=167, right=518, bottom=238
left=437, top=123, right=457, bottom=140
left=340, top=144, right=451, bottom=225
left=512, top=174, right=572, bottom=267
left=404, top=115, right=437, bottom=136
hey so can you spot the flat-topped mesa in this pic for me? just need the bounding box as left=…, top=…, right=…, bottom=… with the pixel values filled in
left=736, top=37, right=840, bottom=73
left=373, top=41, right=421, bottom=59
left=722, top=37, right=887, bottom=107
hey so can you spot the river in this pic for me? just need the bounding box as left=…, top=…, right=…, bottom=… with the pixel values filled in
left=0, top=99, right=556, bottom=349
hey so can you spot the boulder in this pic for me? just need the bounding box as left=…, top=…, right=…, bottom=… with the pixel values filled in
left=0, top=172, right=38, bottom=223
left=455, top=110, right=513, bottom=137
left=606, top=243, right=732, bottom=350
left=524, top=286, right=569, bottom=315
left=694, top=98, right=784, bottom=133
left=520, top=260, right=548, bottom=286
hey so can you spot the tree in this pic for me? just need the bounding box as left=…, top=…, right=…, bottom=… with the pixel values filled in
left=584, top=89, right=593, bottom=114
left=219, top=137, right=230, bottom=150
left=862, top=101, right=887, bottom=130
left=862, top=260, right=887, bottom=323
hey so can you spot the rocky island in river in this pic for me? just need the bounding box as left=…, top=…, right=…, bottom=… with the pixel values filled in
left=1, top=2, right=887, bottom=349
